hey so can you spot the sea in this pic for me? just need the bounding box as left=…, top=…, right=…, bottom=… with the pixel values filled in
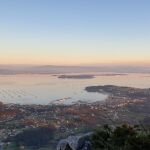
left=0, top=73, right=150, bottom=105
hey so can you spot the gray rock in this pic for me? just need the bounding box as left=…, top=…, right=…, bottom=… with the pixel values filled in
left=57, top=132, right=93, bottom=150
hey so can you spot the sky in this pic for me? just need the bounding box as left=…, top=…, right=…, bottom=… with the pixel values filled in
left=0, top=0, right=150, bottom=65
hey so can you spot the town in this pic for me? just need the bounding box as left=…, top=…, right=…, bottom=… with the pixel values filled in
left=0, top=85, right=150, bottom=149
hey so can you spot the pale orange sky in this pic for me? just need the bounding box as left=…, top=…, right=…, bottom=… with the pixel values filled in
left=0, top=52, right=150, bottom=66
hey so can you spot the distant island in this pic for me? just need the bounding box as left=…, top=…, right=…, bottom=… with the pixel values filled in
left=58, top=73, right=127, bottom=79
left=96, top=73, right=127, bottom=76
left=58, top=74, right=95, bottom=79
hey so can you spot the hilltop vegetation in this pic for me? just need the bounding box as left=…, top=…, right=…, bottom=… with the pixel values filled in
left=92, top=124, right=150, bottom=150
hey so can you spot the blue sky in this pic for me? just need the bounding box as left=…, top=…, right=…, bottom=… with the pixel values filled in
left=0, top=0, right=150, bottom=65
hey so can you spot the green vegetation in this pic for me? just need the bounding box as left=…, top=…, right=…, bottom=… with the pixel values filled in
left=92, top=124, right=150, bottom=150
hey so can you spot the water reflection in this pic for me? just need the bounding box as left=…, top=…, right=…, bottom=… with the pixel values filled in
left=0, top=73, right=149, bottom=105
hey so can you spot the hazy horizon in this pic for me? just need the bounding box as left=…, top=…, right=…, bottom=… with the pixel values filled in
left=0, top=64, right=150, bottom=74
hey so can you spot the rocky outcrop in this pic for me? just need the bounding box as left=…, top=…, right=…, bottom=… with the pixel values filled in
left=57, top=132, right=93, bottom=150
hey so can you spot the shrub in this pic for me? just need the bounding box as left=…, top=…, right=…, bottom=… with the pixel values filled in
left=92, top=124, right=150, bottom=150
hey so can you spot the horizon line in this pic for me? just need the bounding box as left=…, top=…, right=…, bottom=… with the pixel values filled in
left=0, top=63, right=150, bottom=67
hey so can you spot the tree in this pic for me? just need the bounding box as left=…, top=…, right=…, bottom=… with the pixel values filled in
left=92, top=124, right=150, bottom=150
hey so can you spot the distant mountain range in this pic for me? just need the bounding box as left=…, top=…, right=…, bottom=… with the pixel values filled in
left=0, top=65, right=150, bottom=74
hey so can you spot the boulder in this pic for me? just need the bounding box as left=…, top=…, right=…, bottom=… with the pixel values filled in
left=57, top=132, right=92, bottom=150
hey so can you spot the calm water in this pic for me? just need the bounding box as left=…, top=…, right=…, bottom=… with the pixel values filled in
left=0, top=73, right=150, bottom=105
